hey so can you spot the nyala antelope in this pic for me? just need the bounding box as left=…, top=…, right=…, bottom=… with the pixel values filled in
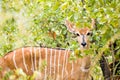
left=0, top=20, right=92, bottom=80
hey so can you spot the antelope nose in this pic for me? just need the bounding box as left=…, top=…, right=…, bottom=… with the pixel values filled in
left=81, top=42, right=87, bottom=47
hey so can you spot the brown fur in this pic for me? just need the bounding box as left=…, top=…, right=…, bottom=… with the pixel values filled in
left=0, top=47, right=91, bottom=80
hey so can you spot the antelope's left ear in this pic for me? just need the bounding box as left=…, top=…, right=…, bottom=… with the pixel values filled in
left=65, top=19, right=79, bottom=34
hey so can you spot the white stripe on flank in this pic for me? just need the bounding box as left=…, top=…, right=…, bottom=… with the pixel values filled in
left=57, top=50, right=61, bottom=75
left=54, top=50, right=56, bottom=75
left=71, top=61, right=74, bottom=76
left=34, top=48, right=37, bottom=70
left=30, top=47, right=34, bottom=72
left=38, top=47, right=41, bottom=77
left=44, top=48, right=48, bottom=80
left=50, top=49, right=52, bottom=76
left=64, top=50, right=69, bottom=78
left=22, top=48, right=28, bottom=72
left=62, top=50, right=67, bottom=79
left=13, top=50, right=18, bottom=69
left=38, top=47, right=41, bottom=71
left=70, top=51, right=74, bottom=76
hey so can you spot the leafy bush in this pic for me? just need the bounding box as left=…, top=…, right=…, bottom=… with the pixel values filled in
left=0, top=0, right=120, bottom=79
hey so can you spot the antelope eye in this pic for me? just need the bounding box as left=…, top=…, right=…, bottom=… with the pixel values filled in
left=87, top=32, right=92, bottom=36
left=76, top=33, right=80, bottom=36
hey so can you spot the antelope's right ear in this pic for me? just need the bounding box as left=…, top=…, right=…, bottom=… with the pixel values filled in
left=65, top=20, right=78, bottom=34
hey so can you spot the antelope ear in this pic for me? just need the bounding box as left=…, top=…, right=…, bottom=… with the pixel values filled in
left=65, top=20, right=78, bottom=34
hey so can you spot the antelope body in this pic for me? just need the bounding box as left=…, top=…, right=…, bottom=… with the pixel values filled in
left=0, top=47, right=91, bottom=80
left=0, top=20, right=92, bottom=80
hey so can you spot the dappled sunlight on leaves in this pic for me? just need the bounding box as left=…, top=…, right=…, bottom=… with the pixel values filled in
left=0, top=0, right=120, bottom=79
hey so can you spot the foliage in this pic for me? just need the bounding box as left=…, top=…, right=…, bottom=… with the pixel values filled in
left=0, top=0, right=120, bottom=79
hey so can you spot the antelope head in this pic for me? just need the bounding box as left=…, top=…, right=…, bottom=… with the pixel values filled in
left=65, top=20, right=92, bottom=50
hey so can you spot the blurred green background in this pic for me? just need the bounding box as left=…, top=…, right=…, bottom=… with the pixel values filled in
left=0, top=0, right=120, bottom=79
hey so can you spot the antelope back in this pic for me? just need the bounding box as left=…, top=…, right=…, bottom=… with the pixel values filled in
left=0, top=47, right=91, bottom=80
